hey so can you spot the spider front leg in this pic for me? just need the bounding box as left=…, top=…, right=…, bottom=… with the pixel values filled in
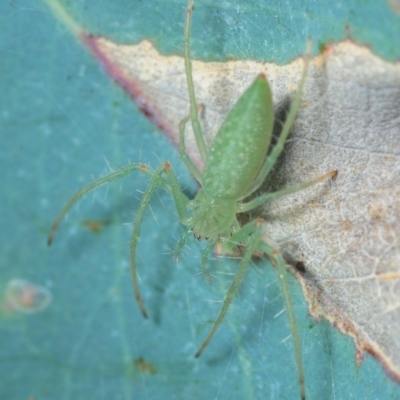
left=195, top=220, right=262, bottom=358
left=193, top=216, right=308, bottom=400
left=130, top=162, right=191, bottom=318
left=47, top=163, right=170, bottom=245
left=47, top=158, right=191, bottom=320
left=257, top=240, right=306, bottom=400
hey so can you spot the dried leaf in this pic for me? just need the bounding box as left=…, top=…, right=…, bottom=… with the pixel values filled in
left=84, top=35, right=400, bottom=381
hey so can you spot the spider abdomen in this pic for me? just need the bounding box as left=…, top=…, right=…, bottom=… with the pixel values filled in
left=202, top=75, right=274, bottom=200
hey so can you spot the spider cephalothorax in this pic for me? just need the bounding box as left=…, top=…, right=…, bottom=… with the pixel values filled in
left=189, top=189, right=238, bottom=240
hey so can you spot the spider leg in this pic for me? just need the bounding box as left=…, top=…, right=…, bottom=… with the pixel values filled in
left=238, top=170, right=337, bottom=213
left=257, top=240, right=306, bottom=400
left=200, top=238, right=218, bottom=284
left=184, top=0, right=208, bottom=162
left=195, top=220, right=262, bottom=358
left=131, top=162, right=191, bottom=318
left=163, top=162, right=191, bottom=224
left=47, top=163, right=168, bottom=245
left=239, top=40, right=313, bottom=201
left=174, top=228, right=192, bottom=262
left=178, top=113, right=203, bottom=183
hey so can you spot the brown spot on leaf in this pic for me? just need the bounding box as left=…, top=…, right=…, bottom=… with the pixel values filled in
left=82, top=220, right=110, bottom=234
left=135, top=357, right=157, bottom=374
left=367, top=204, right=385, bottom=223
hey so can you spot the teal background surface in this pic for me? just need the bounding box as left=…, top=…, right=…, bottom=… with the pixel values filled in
left=1, top=0, right=400, bottom=399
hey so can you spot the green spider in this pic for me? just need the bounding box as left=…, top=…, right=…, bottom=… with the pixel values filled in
left=48, top=1, right=336, bottom=398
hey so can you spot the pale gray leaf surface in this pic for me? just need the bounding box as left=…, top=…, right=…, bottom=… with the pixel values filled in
left=261, top=42, right=400, bottom=380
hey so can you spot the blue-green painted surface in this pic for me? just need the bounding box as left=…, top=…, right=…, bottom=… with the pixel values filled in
left=1, top=0, right=399, bottom=399
left=55, top=0, right=400, bottom=62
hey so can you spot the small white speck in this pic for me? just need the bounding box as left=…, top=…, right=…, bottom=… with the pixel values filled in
left=110, top=329, right=120, bottom=338
left=40, top=198, right=49, bottom=208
